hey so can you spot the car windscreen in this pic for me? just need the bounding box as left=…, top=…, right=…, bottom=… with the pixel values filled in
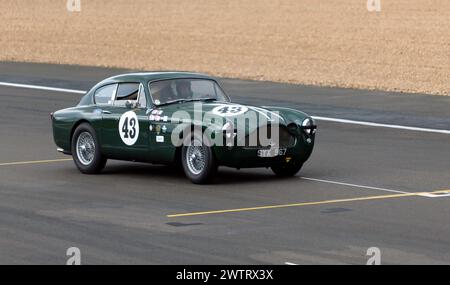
left=149, top=79, right=229, bottom=106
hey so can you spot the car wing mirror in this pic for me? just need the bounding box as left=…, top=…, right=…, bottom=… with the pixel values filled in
left=125, top=100, right=136, bottom=109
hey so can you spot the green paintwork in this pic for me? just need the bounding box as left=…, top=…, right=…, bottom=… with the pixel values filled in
left=52, top=72, right=316, bottom=168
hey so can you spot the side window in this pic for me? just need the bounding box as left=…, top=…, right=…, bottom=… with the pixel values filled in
left=115, top=83, right=139, bottom=106
left=94, top=84, right=117, bottom=105
left=138, top=84, right=147, bottom=108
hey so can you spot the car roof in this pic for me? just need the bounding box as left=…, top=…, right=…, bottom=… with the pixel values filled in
left=100, top=71, right=214, bottom=84
left=78, top=71, right=220, bottom=106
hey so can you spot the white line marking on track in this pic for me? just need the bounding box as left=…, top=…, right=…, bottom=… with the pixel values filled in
left=417, top=192, right=450, bottom=198
left=0, top=82, right=86, bottom=94
left=1, top=81, right=449, bottom=135
left=0, top=158, right=72, bottom=166
left=285, top=262, right=298, bottom=265
left=312, top=116, right=450, bottom=135
left=301, top=177, right=410, bottom=194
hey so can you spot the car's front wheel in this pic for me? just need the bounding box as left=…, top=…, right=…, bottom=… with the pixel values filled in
left=181, top=135, right=217, bottom=184
left=271, top=159, right=303, bottom=177
left=71, top=123, right=107, bottom=174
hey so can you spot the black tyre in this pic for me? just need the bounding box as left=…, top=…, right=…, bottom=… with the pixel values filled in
left=181, top=134, right=217, bottom=184
left=71, top=123, right=107, bottom=174
left=271, top=160, right=303, bottom=177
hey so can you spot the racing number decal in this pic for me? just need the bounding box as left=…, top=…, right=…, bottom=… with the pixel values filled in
left=212, top=105, right=248, bottom=116
left=119, top=111, right=140, bottom=146
left=122, top=117, right=137, bottom=139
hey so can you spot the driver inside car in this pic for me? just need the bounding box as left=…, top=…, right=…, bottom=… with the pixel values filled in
left=175, top=80, right=193, bottom=99
left=151, top=80, right=175, bottom=104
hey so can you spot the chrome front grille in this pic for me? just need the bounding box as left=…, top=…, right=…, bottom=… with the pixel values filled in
left=242, top=125, right=296, bottom=148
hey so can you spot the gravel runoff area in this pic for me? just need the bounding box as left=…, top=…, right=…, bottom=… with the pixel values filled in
left=0, top=0, right=449, bottom=95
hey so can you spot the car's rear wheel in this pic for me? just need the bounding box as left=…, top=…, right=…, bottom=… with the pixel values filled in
left=71, top=123, right=107, bottom=174
left=181, top=135, right=217, bottom=184
left=271, top=159, right=303, bottom=177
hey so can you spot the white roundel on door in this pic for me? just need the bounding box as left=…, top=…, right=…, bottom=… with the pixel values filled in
left=118, top=111, right=139, bottom=146
left=211, top=104, right=248, bottom=116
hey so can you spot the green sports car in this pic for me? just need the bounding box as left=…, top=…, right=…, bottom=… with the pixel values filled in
left=51, top=72, right=316, bottom=184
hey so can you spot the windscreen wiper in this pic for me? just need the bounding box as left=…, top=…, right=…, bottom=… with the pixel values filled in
left=185, top=98, right=217, bottom=102
left=155, top=99, right=188, bottom=107
left=156, top=98, right=216, bottom=107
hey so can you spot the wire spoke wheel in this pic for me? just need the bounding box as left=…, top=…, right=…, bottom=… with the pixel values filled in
left=186, top=139, right=207, bottom=175
left=182, top=135, right=217, bottom=184
left=76, top=131, right=96, bottom=165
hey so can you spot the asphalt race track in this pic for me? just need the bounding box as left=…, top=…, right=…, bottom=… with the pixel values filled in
left=0, top=62, right=449, bottom=264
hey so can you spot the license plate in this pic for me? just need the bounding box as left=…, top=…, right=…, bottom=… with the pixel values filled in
left=257, top=148, right=287, bottom=158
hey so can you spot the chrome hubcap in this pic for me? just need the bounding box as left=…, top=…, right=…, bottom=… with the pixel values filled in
left=76, top=132, right=95, bottom=165
left=186, top=139, right=206, bottom=175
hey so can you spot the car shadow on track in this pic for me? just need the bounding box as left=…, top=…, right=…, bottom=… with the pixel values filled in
left=98, top=162, right=289, bottom=185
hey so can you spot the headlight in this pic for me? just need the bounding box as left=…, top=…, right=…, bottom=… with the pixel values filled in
left=301, top=118, right=316, bottom=135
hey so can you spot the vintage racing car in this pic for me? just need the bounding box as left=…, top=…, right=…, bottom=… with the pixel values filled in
left=51, top=72, right=316, bottom=184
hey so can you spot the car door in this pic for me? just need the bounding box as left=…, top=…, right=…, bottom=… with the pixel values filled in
left=147, top=104, right=180, bottom=164
left=101, top=82, right=149, bottom=161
